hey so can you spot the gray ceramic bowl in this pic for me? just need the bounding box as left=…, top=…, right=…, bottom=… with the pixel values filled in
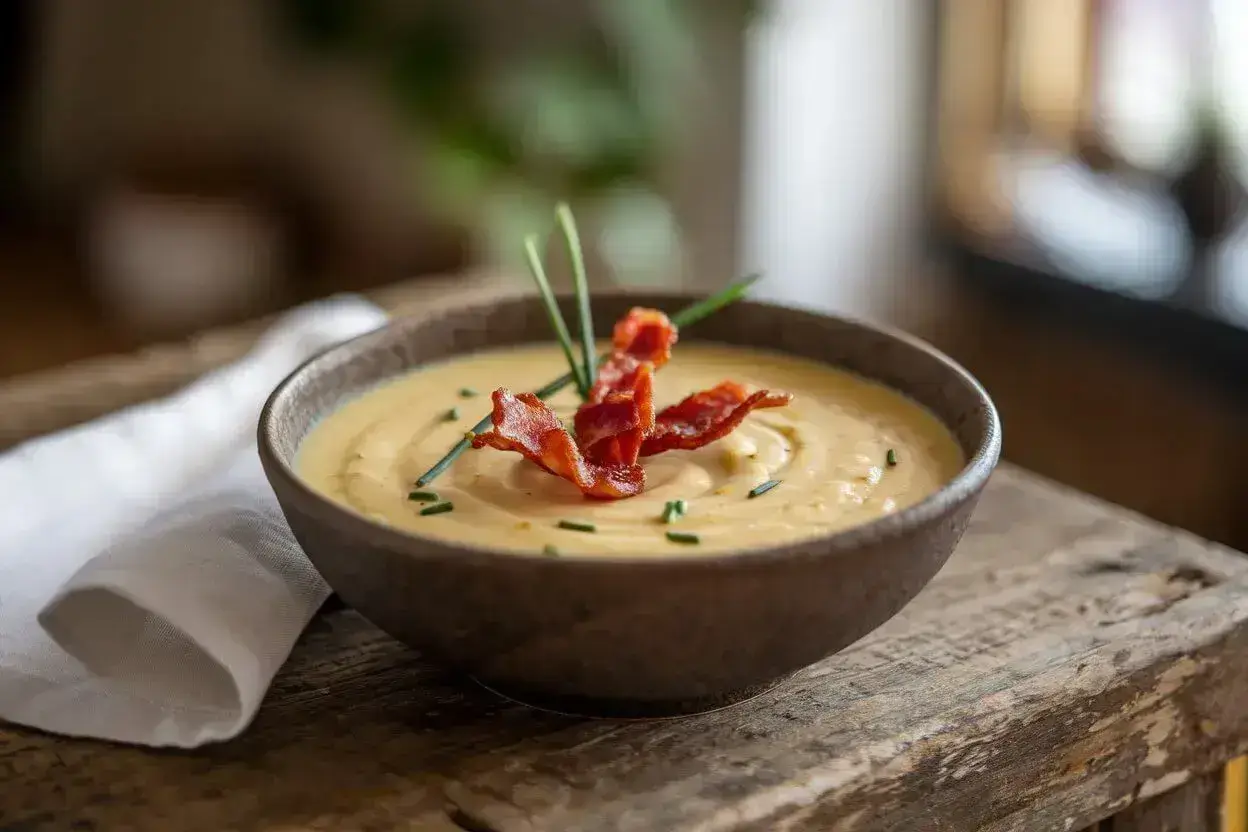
left=259, top=291, right=1001, bottom=716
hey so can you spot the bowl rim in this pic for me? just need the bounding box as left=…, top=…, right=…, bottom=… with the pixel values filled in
left=258, top=291, right=1002, bottom=567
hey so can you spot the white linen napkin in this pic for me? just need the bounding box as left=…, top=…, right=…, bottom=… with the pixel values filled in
left=0, top=296, right=388, bottom=748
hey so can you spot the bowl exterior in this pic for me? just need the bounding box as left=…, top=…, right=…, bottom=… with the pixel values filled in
left=259, top=292, right=1000, bottom=705
left=266, top=468, right=981, bottom=702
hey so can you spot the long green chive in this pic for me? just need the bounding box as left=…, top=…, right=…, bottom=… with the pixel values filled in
left=524, top=234, right=588, bottom=397
left=668, top=273, right=759, bottom=330
left=886, top=448, right=898, bottom=467
left=748, top=479, right=781, bottom=499
left=420, top=501, right=454, bottom=516
left=415, top=274, right=762, bottom=487
left=556, top=203, right=596, bottom=394
left=408, top=490, right=440, bottom=502
left=444, top=407, right=459, bottom=422
left=459, top=387, right=478, bottom=398
left=660, top=501, right=681, bottom=524
left=557, top=519, right=597, bottom=533
left=666, top=531, right=700, bottom=545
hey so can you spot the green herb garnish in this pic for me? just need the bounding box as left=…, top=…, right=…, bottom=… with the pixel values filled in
left=542, top=544, right=560, bottom=556
left=524, top=234, right=588, bottom=397
left=420, top=501, right=454, bottom=516
left=660, top=499, right=690, bottom=523
left=459, top=387, right=478, bottom=398
left=557, top=202, right=597, bottom=395
left=557, top=519, right=597, bottom=533
left=415, top=274, right=762, bottom=487
left=666, top=531, right=700, bottom=545
left=408, top=490, right=440, bottom=502
left=444, top=407, right=460, bottom=422
left=886, top=448, right=898, bottom=467
left=748, top=479, right=781, bottom=499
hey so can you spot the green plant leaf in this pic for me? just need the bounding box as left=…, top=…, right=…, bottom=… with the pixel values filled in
left=489, top=58, right=646, bottom=170
left=595, top=185, right=683, bottom=289
left=477, top=185, right=555, bottom=271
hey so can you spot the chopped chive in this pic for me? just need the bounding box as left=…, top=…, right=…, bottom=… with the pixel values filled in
left=660, top=502, right=681, bottom=524
left=557, top=519, right=597, bottom=533
left=748, top=479, right=781, bottom=499
left=542, top=544, right=560, bottom=556
left=666, top=531, right=700, bottom=545
left=556, top=203, right=596, bottom=394
left=408, top=490, right=440, bottom=502
left=444, top=407, right=460, bottom=422
left=886, top=448, right=898, bottom=467
left=675, top=499, right=689, bottom=515
left=420, top=501, right=454, bottom=516
left=459, top=387, right=478, bottom=398
left=415, top=274, right=761, bottom=486
left=463, top=430, right=476, bottom=442
left=524, top=234, right=589, bottom=397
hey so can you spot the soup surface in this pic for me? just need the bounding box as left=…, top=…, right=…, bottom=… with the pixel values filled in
left=297, top=342, right=964, bottom=556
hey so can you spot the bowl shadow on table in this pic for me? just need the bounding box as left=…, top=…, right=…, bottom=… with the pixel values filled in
left=175, top=608, right=835, bottom=832
left=189, top=606, right=816, bottom=832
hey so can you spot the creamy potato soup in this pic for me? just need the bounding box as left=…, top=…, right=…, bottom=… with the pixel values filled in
left=297, top=342, right=964, bottom=556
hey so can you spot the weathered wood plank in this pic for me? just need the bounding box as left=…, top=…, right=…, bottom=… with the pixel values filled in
left=1103, top=769, right=1222, bottom=831
left=3, top=465, right=1248, bottom=832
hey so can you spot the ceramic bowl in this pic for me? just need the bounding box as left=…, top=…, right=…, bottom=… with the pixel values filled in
left=258, top=291, right=1001, bottom=716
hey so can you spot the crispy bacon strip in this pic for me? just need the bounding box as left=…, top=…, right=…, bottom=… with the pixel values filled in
left=472, top=389, right=645, bottom=499
left=574, top=362, right=654, bottom=467
left=640, top=382, right=793, bottom=457
left=589, top=308, right=677, bottom=403
left=472, top=308, right=793, bottom=499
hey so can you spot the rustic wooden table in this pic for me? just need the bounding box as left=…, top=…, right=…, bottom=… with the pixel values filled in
left=3, top=279, right=1248, bottom=831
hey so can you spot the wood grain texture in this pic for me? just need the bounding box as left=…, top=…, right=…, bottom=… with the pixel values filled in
left=3, top=465, right=1248, bottom=831
left=1103, top=769, right=1222, bottom=831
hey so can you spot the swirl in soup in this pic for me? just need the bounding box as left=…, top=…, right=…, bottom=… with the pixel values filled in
left=297, top=340, right=963, bottom=556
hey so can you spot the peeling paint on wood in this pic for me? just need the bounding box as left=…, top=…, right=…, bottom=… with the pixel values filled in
left=3, top=465, right=1248, bottom=831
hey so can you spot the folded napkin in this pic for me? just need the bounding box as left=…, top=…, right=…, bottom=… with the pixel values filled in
left=0, top=296, right=388, bottom=748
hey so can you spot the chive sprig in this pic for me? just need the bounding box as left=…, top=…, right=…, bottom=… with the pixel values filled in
left=557, top=202, right=597, bottom=395
left=524, top=234, right=587, bottom=398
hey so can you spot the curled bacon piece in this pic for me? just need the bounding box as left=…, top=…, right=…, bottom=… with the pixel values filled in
left=470, top=307, right=793, bottom=500
left=574, top=362, right=654, bottom=467
left=589, top=308, right=677, bottom=403
left=471, top=389, right=645, bottom=499
left=640, top=382, right=793, bottom=457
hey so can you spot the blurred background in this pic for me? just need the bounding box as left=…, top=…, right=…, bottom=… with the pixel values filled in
left=1, top=0, right=1246, bottom=550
